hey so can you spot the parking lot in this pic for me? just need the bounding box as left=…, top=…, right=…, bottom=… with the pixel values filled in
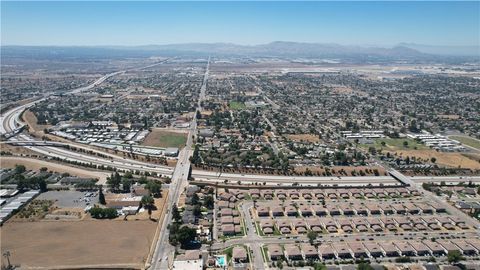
left=37, top=190, right=98, bottom=208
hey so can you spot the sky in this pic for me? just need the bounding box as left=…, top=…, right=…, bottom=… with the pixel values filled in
left=1, top=1, right=479, bottom=47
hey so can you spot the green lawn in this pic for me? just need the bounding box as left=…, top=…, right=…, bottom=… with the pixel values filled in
left=261, top=246, right=270, bottom=262
left=229, top=101, right=246, bottom=110
left=359, top=138, right=428, bottom=151
left=158, top=133, right=187, bottom=148
left=224, top=246, right=234, bottom=261
left=255, top=222, right=265, bottom=236
left=450, top=135, right=480, bottom=150
left=143, top=130, right=187, bottom=148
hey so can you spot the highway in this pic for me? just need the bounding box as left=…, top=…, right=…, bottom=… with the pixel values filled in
left=191, top=171, right=400, bottom=186
left=1, top=61, right=175, bottom=177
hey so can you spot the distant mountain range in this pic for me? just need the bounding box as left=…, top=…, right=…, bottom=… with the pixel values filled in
left=2, top=41, right=478, bottom=62
left=398, top=43, right=479, bottom=56
left=113, top=41, right=426, bottom=59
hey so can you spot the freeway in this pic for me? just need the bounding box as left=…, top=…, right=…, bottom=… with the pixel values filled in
left=410, top=175, right=480, bottom=184
left=1, top=61, right=175, bottom=176
left=191, top=171, right=400, bottom=186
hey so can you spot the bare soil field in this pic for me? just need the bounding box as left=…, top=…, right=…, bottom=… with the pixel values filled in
left=142, top=128, right=187, bottom=148
left=0, top=157, right=110, bottom=183
left=392, top=150, right=480, bottom=170
left=1, top=220, right=157, bottom=269
left=286, top=134, right=321, bottom=143
left=437, top=114, right=460, bottom=120
left=0, top=144, right=42, bottom=156
left=23, top=110, right=51, bottom=134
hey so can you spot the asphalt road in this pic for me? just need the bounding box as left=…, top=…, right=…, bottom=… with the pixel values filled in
left=150, top=57, right=209, bottom=270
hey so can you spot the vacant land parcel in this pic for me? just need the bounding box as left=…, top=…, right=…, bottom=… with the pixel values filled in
left=1, top=220, right=157, bottom=269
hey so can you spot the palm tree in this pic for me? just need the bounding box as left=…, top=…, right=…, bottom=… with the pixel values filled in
left=141, top=195, right=155, bottom=220
left=3, top=251, right=11, bottom=269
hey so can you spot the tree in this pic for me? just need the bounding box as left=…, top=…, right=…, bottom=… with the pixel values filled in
left=141, top=195, right=155, bottom=220
left=204, top=195, right=214, bottom=209
left=403, top=141, right=409, bottom=148
left=122, top=178, right=132, bottom=193
left=14, top=164, right=26, bottom=174
left=99, top=186, right=106, bottom=205
left=431, top=157, right=437, bottom=163
left=16, top=174, right=29, bottom=191
left=145, top=181, right=162, bottom=197
left=89, top=207, right=118, bottom=219
left=107, top=172, right=121, bottom=191
left=357, top=262, right=374, bottom=270
left=38, top=178, right=47, bottom=192
left=307, top=230, right=318, bottom=245
left=193, top=204, right=202, bottom=217
left=447, top=250, right=464, bottom=264
left=103, top=208, right=118, bottom=219
left=175, top=226, right=197, bottom=248
left=124, top=171, right=133, bottom=179
left=314, top=263, right=327, bottom=270
left=191, top=193, right=200, bottom=205
left=172, top=204, right=181, bottom=222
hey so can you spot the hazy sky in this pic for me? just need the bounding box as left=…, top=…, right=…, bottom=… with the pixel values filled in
left=1, top=1, right=479, bottom=47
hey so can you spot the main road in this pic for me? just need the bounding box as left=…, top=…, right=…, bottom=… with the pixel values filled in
left=150, top=56, right=210, bottom=270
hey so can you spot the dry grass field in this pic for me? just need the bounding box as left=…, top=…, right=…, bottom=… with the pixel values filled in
left=1, top=220, right=157, bottom=269
left=393, top=150, right=480, bottom=170
left=0, top=144, right=42, bottom=156
left=0, top=157, right=110, bottom=183
left=286, top=134, right=321, bottom=143
left=23, top=109, right=51, bottom=133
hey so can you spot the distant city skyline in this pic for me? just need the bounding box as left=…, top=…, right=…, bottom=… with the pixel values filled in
left=1, top=1, right=479, bottom=47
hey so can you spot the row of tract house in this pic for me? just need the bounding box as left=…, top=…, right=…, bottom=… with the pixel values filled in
left=220, top=187, right=420, bottom=201
left=254, top=200, right=445, bottom=218
left=258, top=214, right=469, bottom=235
left=267, top=238, right=480, bottom=261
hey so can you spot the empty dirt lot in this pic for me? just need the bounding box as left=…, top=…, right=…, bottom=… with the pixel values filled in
left=393, top=150, right=480, bottom=170
left=1, top=220, right=157, bottom=269
left=0, top=156, right=110, bottom=184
